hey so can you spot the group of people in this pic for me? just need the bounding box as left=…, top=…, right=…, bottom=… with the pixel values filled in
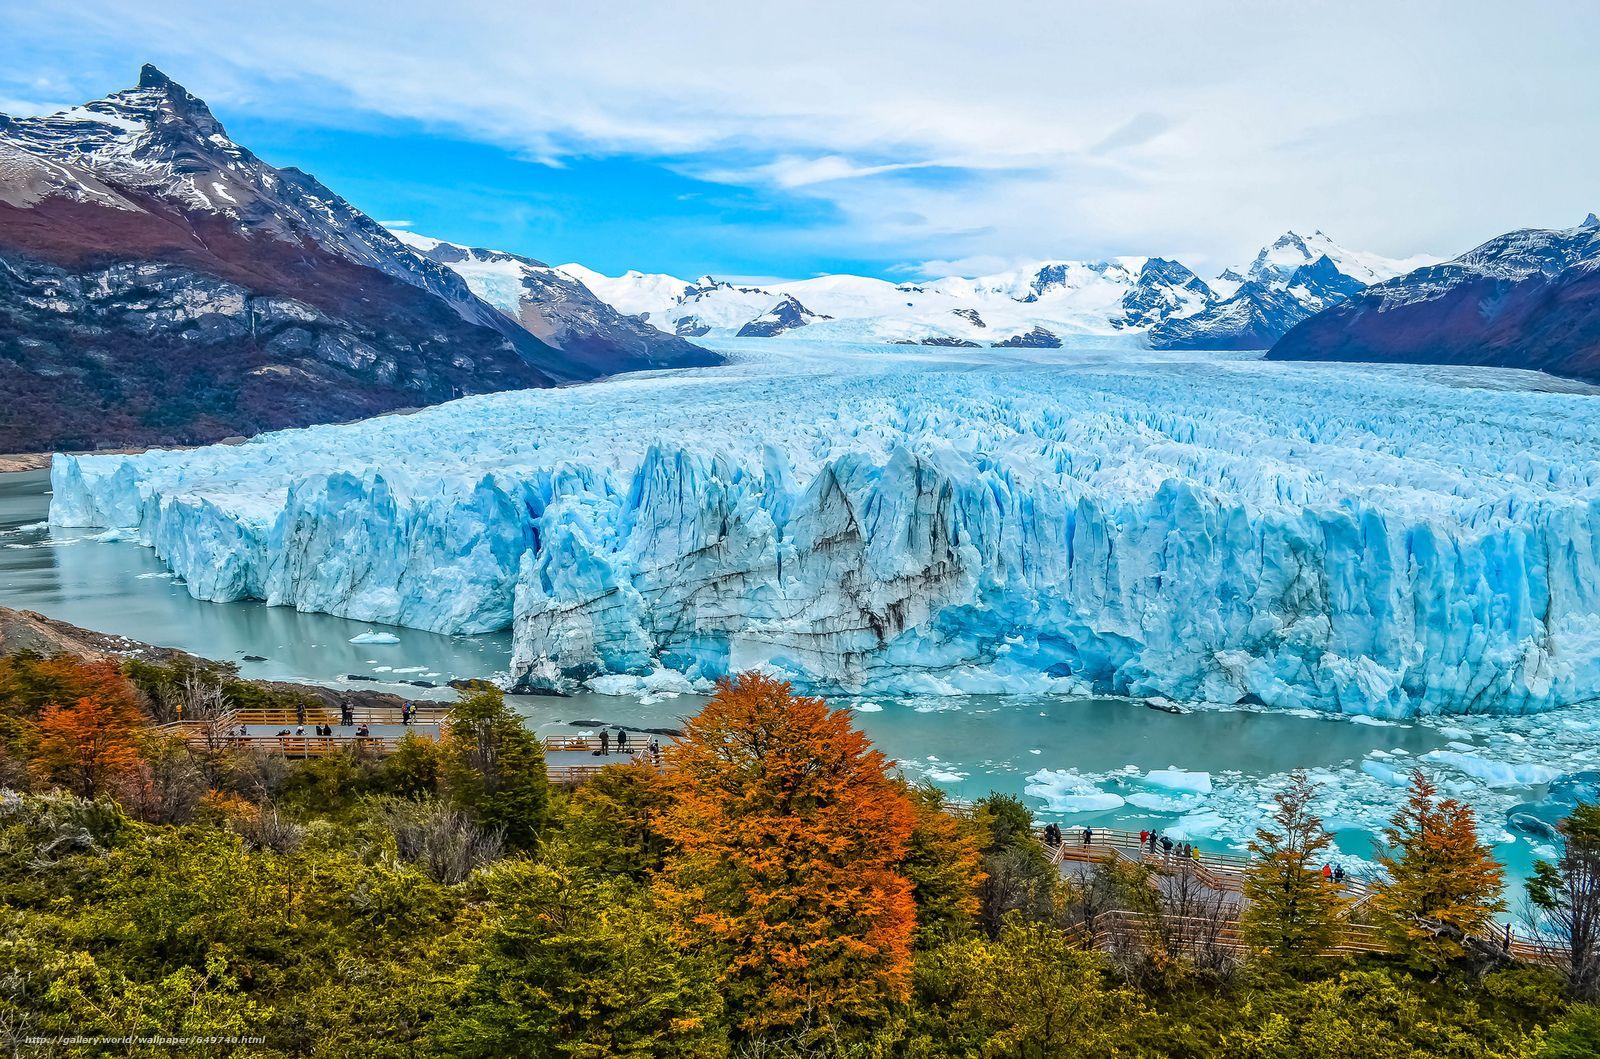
left=1139, top=829, right=1202, bottom=863
left=591, top=729, right=664, bottom=764
left=270, top=722, right=372, bottom=738
left=1321, top=863, right=1348, bottom=884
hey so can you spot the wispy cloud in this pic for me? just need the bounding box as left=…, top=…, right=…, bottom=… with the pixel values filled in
left=2, top=1, right=1595, bottom=275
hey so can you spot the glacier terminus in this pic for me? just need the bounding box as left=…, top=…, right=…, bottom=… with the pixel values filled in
left=49, top=340, right=1600, bottom=719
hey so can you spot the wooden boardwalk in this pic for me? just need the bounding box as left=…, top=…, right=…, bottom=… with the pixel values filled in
left=157, top=708, right=666, bottom=783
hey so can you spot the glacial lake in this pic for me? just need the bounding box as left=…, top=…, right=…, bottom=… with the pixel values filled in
left=1, top=466, right=1582, bottom=884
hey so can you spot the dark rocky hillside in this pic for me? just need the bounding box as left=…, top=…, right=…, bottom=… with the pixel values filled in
left=1269, top=216, right=1600, bottom=383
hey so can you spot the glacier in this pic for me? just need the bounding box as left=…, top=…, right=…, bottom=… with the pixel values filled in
left=49, top=339, right=1600, bottom=718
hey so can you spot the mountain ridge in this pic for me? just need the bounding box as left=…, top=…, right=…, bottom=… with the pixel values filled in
left=554, top=232, right=1434, bottom=349
left=0, top=66, right=713, bottom=452
left=1268, top=215, right=1600, bottom=383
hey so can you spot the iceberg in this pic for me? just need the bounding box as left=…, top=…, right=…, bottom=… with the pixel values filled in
left=49, top=340, right=1600, bottom=717
left=349, top=631, right=401, bottom=645
left=1420, top=750, right=1561, bottom=788
left=1133, top=768, right=1214, bottom=795
left=1025, top=769, right=1126, bottom=814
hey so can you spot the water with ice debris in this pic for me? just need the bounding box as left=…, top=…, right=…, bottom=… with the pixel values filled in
left=48, top=338, right=1600, bottom=719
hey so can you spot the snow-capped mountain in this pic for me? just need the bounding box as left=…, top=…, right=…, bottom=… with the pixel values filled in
left=1145, top=233, right=1431, bottom=350
left=0, top=66, right=714, bottom=453
left=1242, top=229, right=1435, bottom=287
left=558, top=233, right=1432, bottom=351
left=736, top=294, right=832, bottom=337
left=393, top=232, right=717, bottom=377
left=1270, top=214, right=1600, bottom=383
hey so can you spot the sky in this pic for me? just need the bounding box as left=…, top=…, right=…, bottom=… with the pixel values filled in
left=3, top=1, right=1597, bottom=281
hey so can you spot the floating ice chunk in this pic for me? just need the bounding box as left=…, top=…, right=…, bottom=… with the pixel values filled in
left=1361, top=758, right=1410, bottom=787
left=1025, top=769, right=1125, bottom=813
left=585, top=668, right=703, bottom=698
left=1165, top=810, right=1227, bottom=841
left=1420, top=750, right=1561, bottom=788
left=852, top=701, right=883, bottom=712
left=1126, top=791, right=1205, bottom=813
left=349, top=631, right=401, bottom=645
left=1134, top=768, right=1213, bottom=795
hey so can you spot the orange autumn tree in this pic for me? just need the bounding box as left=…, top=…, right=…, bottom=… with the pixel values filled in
left=33, top=694, right=144, bottom=799
left=656, top=673, right=917, bottom=1039
left=1374, top=769, right=1505, bottom=970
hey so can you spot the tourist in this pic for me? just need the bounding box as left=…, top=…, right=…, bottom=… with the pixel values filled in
left=599, top=730, right=610, bottom=756
left=1160, top=835, right=1173, bottom=859
left=1081, top=826, right=1093, bottom=847
left=340, top=701, right=353, bottom=727
left=649, top=740, right=662, bottom=766
left=296, top=702, right=306, bottom=726
left=1140, top=829, right=1149, bottom=848
left=357, top=723, right=370, bottom=738
left=617, top=729, right=629, bottom=754
left=1333, top=865, right=1346, bottom=884
left=401, top=701, right=412, bottom=726
left=295, top=724, right=305, bottom=736
left=1321, top=863, right=1333, bottom=880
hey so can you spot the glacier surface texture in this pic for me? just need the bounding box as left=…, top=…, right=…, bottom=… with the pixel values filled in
left=50, top=341, right=1600, bottom=717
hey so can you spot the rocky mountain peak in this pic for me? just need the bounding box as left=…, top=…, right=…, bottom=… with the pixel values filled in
left=138, top=63, right=178, bottom=91
left=1582, top=212, right=1599, bottom=229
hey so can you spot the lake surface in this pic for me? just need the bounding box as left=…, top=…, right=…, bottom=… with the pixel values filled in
left=1, top=466, right=1578, bottom=882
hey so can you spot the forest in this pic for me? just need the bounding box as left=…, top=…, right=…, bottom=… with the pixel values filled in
left=0, top=649, right=1597, bottom=1057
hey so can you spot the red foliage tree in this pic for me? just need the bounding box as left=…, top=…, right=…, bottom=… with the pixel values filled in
left=33, top=694, right=144, bottom=798
left=656, top=673, right=917, bottom=1038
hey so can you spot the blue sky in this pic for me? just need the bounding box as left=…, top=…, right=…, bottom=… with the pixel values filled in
left=4, top=1, right=1597, bottom=280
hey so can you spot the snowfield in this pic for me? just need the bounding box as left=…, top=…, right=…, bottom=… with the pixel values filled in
left=50, top=339, right=1600, bottom=717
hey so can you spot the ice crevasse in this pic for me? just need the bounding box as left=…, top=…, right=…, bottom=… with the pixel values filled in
left=48, top=343, right=1600, bottom=717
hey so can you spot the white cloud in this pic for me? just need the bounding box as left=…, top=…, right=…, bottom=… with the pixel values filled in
left=3, top=0, right=1597, bottom=272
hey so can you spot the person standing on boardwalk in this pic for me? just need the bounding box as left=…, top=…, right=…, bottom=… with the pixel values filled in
left=295, top=702, right=306, bottom=726
left=617, top=729, right=629, bottom=754
left=1161, top=835, right=1173, bottom=860
left=599, top=729, right=610, bottom=756
left=1081, top=826, right=1093, bottom=847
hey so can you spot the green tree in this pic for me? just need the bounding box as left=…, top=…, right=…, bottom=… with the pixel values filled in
left=901, top=783, right=985, bottom=945
left=905, top=925, right=1147, bottom=1057
left=972, top=792, right=1056, bottom=935
left=431, top=857, right=726, bottom=1057
left=1528, top=802, right=1600, bottom=998
left=441, top=687, right=549, bottom=849
left=1375, top=769, right=1505, bottom=971
left=1240, top=770, right=1348, bottom=967
left=561, top=758, right=673, bottom=882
